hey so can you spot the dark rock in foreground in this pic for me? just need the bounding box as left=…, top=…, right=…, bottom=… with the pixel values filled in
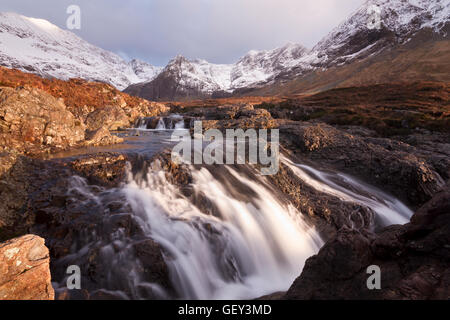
left=285, top=182, right=450, bottom=300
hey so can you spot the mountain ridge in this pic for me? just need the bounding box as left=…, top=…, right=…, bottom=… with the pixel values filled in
left=126, top=0, right=450, bottom=100
left=0, top=12, right=160, bottom=89
left=0, top=0, right=448, bottom=98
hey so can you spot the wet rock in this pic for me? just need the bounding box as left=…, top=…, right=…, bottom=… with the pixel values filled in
left=89, top=289, right=129, bottom=300
left=0, top=156, right=69, bottom=241
left=285, top=183, right=450, bottom=300
left=0, top=234, right=54, bottom=300
left=69, top=153, right=128, bottom=187
left=280, top=121, right=444, bottom=207
left=132, top=239, right=172, bottom=294
left=267, top=162, right=375, bottom=238
left=182, top=103, right=276, bottom=131
left=55, top=288, right=90, bottom=300
left=0, top=86, right=85, bottom=155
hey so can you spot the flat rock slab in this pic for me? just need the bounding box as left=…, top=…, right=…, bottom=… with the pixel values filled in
left=0, top=234, right=54, bottom=300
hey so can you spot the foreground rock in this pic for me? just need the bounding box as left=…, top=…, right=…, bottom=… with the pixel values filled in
left=285, top=182, right=450, bottom=300
left=0, top=235, right=54, bottom=300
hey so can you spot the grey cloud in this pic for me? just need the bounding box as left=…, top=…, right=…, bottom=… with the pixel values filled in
left=0, top=0, right=365, bottom=66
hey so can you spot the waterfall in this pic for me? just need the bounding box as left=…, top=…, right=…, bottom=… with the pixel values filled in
left=52, top=146, right=413, bottom=300
left=123, top=162, right=322, bottom=299
left=135, top=115, right=187, bottom=130
left=155, top=118, right=166, bottom=130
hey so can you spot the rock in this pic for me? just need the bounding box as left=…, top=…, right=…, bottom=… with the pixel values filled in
left=0, top=86, right=85, bottom=155
left=86, top=105, right=130, bottom=131
left=284, top=182, right=450, bottom=300
left=132, top=239, right=172, bottom=294
left=69, top=153, right=128, bottom=187
left=84, top=127, right=124, bottom=147
left=0, top=235, right=54, bottom=300
left=279, top=121, right=444, bottom=207
left=0, top=156, right=70, bottom=242
left=267, top=162, right=375, bottom=238
left=180, top=103, right=276, bottom=131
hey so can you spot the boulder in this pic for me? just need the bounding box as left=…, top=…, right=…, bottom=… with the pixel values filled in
left=0, top=235, right=54, bottom=300
left=84, top=127, right=124, bottom=147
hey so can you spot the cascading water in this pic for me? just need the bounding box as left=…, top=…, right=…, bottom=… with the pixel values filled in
left=51, top=121, right=415, bottom=300
left=281, top=156, right=413, bottom=227
left=123, top=162, right=323, bottom=299
left=135, top=114, right=187, bottom=130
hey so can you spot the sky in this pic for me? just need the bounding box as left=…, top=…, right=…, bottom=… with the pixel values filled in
left=0, top=0, right=366, bottom=66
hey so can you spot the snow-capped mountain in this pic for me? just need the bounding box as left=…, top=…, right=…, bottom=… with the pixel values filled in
left=127, top=0, right=449, bottom=100
left=0, top=12, right=160, bottom=89
left=304, top=0, right=450, bottom=68
left=128, top=59, right=162, bottom=82
left=124, top=43, right=311, bottom=99
left=231, top=43, right=310, bottom=88
left=1, top=0, right=448, bottom=99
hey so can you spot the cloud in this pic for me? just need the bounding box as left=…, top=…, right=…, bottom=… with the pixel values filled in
left=0, top=0, right=365, bottom=66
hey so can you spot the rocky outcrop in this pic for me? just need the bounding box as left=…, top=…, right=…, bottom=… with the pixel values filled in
left=86, top=105, right=130, bottom=131
left=0, top=67, right=169, bottom=156
left=285, top=182, right=450, bottom=300
left=279, top=121, right=444, bottom=208
left=69, top=153, right=128, bottom=187
left=0, top=66, right=169, bottom=122
left=0, top=234, right=54, bottom=300
left=182, top=104, right=277, bottom=131
left=0, top=86, right=85, bottom=155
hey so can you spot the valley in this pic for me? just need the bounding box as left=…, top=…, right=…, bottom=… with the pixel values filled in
left=0, top=0, right=448, bottom=302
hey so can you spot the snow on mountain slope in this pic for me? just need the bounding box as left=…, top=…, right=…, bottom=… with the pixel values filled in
left=231, top=42, right=310, bottom=88
left=164, top=55, right=233, bottom=94
left=129, top=59, right=162, bottom=82
left=129, top=0, right=448, bottom=100
left=126, top=42, right=311, bottom=99
left=305, top=0, right=450, bottom=68
left=0, top=12, right=160, bottom=89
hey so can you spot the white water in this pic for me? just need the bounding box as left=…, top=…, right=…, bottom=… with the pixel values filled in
left=137, top=115, right=186, bottom=131
left=123, top=161, right=322, bottom=299
left=55, top=120, right=415, bottom=299
left=282, top=156, right=413, bottom=226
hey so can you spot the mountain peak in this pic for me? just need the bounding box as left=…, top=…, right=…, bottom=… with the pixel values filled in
left=0, top=12, right=161, bottom=89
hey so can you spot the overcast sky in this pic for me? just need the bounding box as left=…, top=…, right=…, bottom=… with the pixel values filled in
left=0, top=0, right=366, bottom=66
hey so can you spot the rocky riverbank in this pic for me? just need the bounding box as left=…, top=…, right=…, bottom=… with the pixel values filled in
left=0, top=70, right=448, bottom=299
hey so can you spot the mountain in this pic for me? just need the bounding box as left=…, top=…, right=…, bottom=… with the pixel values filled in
left=128, top=59, right=162, bottom=81
left=0, top=12, right=160, bottom=90
left=294, top=0, right=450, bottom=69
left=247, top=0, right=450, bottom=95
left=126, top=0, right=449, bottom=100
left=124, top=43, right=310, bottom=100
